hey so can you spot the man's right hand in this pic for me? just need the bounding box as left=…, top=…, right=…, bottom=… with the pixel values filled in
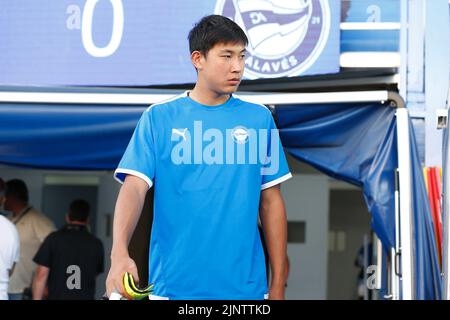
left=106, top=254, right=140, bottom=300
left=106, top=175, right=148, bottom=299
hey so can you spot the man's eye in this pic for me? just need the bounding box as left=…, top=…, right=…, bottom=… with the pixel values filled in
left=240, top=55, right=246, bottom=59
left=222, top=55, right=231, bottom=58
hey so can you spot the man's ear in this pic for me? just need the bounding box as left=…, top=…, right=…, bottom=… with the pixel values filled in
left=65, top=214, right=71, bottom=224
left=191, top=50, right=204, bottom=71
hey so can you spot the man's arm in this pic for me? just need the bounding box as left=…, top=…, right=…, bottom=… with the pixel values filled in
left=32, top=265, right=49, bottom=300
left=106, top=175, right=148, bottom=299
left=259, top=184, right=288, bottom=300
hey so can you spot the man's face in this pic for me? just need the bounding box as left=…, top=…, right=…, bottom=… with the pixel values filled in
left=3, top=195, right=12, bottom=211
left=196, top=41, right=246, bottom=95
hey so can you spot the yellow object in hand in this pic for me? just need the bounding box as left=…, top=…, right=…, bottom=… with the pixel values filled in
left=122, top=272, right=154, bottom=300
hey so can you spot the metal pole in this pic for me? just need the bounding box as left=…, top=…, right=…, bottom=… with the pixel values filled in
left=389, top=248, right=397, bottom=299
left=393, top=169, right=401, bottom=300
left=399, top=0, right=408, bottom=101
left=442, top=89, right=450, bottom=299
left=375, top=234, right=383, bottom=291
left=396, top=108, right=415, bottom=299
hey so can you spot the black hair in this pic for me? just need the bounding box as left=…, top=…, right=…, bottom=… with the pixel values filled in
left=5, top=179, right=29, bottom=203
left=68, top=199, right=90, bottom=222
left=188, top=15, right=248, bottom=56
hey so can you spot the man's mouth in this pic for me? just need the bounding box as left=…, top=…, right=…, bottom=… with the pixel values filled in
left=228, top=78, right=240, bottom=85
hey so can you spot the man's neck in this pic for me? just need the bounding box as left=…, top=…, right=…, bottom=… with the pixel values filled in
left=189, top=84, right=230, bottom=106
left=68, top=221, right=88, bottom=226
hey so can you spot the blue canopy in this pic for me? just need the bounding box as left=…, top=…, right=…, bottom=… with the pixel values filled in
left=0, top=98, right=441, bottom=298
left=275, top=102, right=441, bottom=299
left=0, top=103, right=141, bottom=170
left=275, top=102, right=397, bottom=249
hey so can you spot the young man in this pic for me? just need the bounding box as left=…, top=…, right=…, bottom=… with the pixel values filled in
left=106, top=15, right=292, bottom=300
left=32, top=199, right=104, bottom=300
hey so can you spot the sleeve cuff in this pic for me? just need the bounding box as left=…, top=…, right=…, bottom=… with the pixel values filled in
left=114, top=168, right=153, bottom=189
left=261, top=172, right=292, bottom=190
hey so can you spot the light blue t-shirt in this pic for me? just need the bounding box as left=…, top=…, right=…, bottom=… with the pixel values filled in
left=115, top=91, right=291, bottom=300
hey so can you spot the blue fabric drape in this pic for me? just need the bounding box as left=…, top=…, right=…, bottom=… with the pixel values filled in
left=275, top=103, right=441, bottom=299
left=0, top=103, right=142, bottom=170
left=408, top=117, right=442, bottom=299
left=275, top=103, right=397, bottom=249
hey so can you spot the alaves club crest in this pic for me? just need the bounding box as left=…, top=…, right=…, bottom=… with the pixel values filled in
left=215, top=0, right=331, bottom=78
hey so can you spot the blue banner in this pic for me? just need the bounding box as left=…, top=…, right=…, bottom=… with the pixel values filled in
left=0, top=0, right=341, bottom=86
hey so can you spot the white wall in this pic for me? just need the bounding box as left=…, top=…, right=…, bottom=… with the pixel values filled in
left=327, top=189, right=372, bottom=300
left=282, top=174, right=329, bottom=299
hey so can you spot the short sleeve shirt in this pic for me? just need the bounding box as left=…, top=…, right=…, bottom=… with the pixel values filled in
left=33, top=224, right=104, bottom=300
left=115, top=91, right=291, bottom=299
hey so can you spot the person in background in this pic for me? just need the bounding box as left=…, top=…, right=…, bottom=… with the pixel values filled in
left=0, top=178, right=20, bottom=300
left=32, top=199, right=104, bottom=300
left=4, top=179, right=55, bottom=300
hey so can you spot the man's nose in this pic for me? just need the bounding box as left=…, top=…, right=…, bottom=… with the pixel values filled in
left=231, top=60, right=243, bottom=74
